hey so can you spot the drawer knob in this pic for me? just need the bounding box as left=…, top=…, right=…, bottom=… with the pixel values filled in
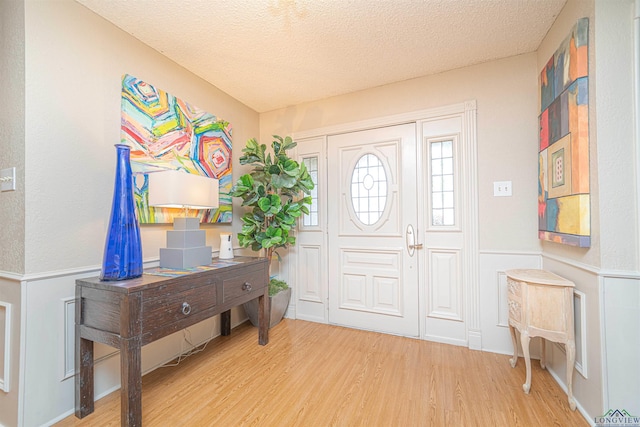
left=242, top=282, right=252, bottom=292
left=181, top=302, right=192, bottom=315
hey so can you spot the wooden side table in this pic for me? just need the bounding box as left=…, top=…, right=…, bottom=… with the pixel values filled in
left=75, top=257, right=270, bottom=426
left=505, top=269, right=576, bottom=410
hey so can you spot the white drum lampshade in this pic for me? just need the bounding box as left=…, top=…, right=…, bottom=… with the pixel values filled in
left=149, top=169, right=218, bottom=211
left=149, top=170, right=219, bottom=269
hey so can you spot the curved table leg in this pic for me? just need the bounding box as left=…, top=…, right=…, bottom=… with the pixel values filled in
left=509, top=324, right=518, bottom=368
left=540, top=338, right=546, bottom=370
left=566, top=340, right=576, bottom=410
left=521, top=332, right=531, bottom=394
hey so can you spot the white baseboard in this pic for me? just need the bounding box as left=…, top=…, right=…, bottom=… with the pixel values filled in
left=547, top=365, right=594, bottom=426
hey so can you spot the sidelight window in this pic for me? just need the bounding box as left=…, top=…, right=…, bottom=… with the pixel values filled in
left=431, top=140, right=455, bottom=226
left=302, top=156, right=319, bottom=227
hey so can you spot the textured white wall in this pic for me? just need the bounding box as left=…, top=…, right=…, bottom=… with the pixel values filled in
left=537, top=0, right=603, bottom=420
left=0, top=1, right=25, bottom=425
left=595, top=0, right=639, bottom=418
left=594, top=0, right=637, bottom=272
left=0, top=0, right=26, bottom=275
left=537, top=0, right=638, bottom=421
left=23, top=0, right=259, bottom=275
left=260, top=53, right=541, bottom=253
left=537, top=0, right=601, bottom=268
left=13, top=1, right=260, bottom=425
left=538, top=0, right=637, bottom=272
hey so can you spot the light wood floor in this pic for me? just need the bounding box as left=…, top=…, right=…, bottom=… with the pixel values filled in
left=57, top=319, right=588, bottom=426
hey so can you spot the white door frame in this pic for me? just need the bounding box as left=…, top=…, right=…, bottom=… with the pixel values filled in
left=291, top=101, right=480, bottom=349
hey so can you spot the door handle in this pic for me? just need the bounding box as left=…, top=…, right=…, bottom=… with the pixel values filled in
left=406, top=225, right=423, bottom=256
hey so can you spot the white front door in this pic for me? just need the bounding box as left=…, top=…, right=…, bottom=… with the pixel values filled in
left=327, top=124, right=419, bottom=337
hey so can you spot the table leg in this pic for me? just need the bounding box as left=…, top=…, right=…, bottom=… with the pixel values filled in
left=566, top=340, right=576, bottom=410
left=221, top=310, right=231, bottom=336
left=521, top=331, right=531, bottom=394
left=75, top=334, right=94, bottom=418
left=540, top=338, right=546, bottom=369
left=120, top=338, right=142, bottom=427
left=258, top=292, right=270, bottom=346
left=508, top=324, right=518, bottom=368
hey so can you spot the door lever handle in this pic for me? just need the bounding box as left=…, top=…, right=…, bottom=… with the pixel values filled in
left=406, top=225, right=423, bottom=256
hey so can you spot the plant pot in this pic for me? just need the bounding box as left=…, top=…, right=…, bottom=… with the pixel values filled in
left=243, top=287, right=291, bottom=329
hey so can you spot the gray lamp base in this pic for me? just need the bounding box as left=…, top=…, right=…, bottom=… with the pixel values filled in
left=159, top=217, right=212, bottom=269
left=159, top=246, right=212, bottom=269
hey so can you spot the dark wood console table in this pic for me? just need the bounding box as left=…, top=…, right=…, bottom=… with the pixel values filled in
left=75, top=257, right=269, bottom=426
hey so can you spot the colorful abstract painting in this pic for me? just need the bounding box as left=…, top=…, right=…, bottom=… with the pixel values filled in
left=538, top=18, right=590, bottom=247
left=120, top=74, right=232, bottom=223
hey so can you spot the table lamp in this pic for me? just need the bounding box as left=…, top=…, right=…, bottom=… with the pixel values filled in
left=149, top=170, right=219, bottom=269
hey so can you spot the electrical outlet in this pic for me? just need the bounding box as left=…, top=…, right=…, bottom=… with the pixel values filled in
left=0, top=167, right=16, bottom=192
left=493, top=181, right=512, bottom=197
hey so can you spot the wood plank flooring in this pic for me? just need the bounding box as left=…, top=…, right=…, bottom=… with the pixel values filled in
left=56, top=319, right=588, bottom=426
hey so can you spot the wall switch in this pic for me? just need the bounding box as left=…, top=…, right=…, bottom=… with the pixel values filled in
left=0, top=167, right=16, bottom=192
left=493, top=180, right=512, bottom=197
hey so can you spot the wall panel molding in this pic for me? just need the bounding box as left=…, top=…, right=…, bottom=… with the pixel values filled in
left=496, top=271, right=510, bottom=328
left=298, top=245, right=323, bottom=303
left=427, top=248, right=462, bottom=321
left=0, top=300, right=11, bottom=392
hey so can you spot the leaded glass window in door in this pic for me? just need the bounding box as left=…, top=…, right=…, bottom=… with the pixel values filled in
left=350, top=154, right=388, bottom=226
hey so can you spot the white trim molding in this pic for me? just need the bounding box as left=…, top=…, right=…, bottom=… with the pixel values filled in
left=0, top=300, right=12, bottom=392
left=462, top=101, right=481, bottom=350
left=292, top=102, right=472, bottom=140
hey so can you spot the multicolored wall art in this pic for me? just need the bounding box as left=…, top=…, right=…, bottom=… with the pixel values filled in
left=538, top=18, right=590, bottom=247
left=121, top=74, right=232, bottom=223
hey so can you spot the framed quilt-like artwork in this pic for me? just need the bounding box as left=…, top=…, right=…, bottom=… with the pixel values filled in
left=538, top=18, right=590, bottom=247
left=120, top=74, right=232, bottom=223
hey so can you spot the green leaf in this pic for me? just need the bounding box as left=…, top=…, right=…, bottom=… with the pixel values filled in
left=267, top=164, right=278, bottom=174
left=282, top=159, right=299, bottom=176
left=282, top=136, right=297, bottom=151
left=265, top=226, right=283, bottom=238
left=242, top=192, right=260, bottom=206
left=272, top=173, right=297, bottom=189
left=257, top=197, right=270, bottom=212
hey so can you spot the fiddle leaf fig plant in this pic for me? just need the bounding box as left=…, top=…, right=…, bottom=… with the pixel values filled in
left=231, top=135, right=314, bottom=262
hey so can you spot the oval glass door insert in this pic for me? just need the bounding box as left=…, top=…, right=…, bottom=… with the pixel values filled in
left=350, top=153, right=387, bottom=225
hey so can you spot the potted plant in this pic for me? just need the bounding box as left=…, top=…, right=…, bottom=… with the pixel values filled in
left=231, top=135, right=314, bottom=327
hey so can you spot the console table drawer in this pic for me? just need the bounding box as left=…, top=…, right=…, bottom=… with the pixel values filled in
left=508, top=299, right=522, bottom=323
left=142, top=283, right=217, bottom=328
left=507, top=277, right=522, bottom=299
left=222, top=269, right=267, bottom=303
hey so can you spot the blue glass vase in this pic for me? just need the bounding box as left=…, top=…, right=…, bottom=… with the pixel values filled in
left=100, top=144, right=143, bottom=281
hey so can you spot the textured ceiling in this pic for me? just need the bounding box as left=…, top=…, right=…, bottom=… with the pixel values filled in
left=76, top=0, right=566, bottom=113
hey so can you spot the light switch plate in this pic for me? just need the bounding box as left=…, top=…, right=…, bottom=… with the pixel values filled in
left=493, top=181, right=512, bottom=197
left=0, top=167, right=16, bottom=192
